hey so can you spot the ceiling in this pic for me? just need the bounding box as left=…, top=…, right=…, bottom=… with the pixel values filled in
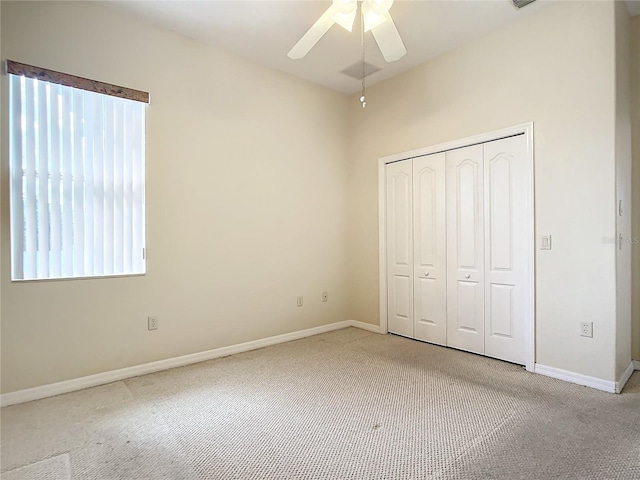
left=108, top=1, right=638, bottom=95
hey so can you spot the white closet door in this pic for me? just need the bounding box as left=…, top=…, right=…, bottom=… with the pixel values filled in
left=446, top=145, right=485, bottom=354
left=413, top=153, right=447, bottom=345
left=483, top=135, right=529, bottom=365
left=386, top=161, right=413, bottom=337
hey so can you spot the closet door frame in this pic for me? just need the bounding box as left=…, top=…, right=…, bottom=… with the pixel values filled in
left=378, top=122, right=535, bottom=372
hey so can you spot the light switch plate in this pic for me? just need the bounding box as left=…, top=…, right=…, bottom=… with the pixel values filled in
left=541, top=235, right=552, bottom=250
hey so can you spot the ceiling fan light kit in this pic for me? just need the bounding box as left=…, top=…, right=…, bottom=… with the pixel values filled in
left=333, top=0, right=357, bottom=31
left=362, top=0, right=393, bottom=31
left=287, top=0, right=406, bottom=63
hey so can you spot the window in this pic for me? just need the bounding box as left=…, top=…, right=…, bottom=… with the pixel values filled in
left=8, top=61, right=149, bottom=280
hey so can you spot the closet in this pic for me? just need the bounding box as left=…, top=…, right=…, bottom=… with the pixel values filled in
left=385, top=134, right=532, bottom=366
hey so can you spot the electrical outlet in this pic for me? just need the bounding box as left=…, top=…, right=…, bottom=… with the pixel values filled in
left=322, top=291, right=328, bottom=302
left=148, top=316, right=158, bottom=331
left=580, top=321, right=593, bottom=338
left=297, top=296, right=303, bottom=307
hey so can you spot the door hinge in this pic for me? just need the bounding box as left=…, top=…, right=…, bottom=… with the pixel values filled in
left=143, top=247, right=146, bottom=260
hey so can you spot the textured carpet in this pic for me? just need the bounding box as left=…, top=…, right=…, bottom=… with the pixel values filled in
left=1, top=328, right=639, bottom=479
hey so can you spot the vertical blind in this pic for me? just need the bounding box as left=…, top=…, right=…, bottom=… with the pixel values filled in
left=9, top=74, right=146, bottom=280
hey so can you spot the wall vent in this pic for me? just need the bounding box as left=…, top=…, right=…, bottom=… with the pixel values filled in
left=512, top=0, right=536, bottom=8
left=340, top=62, right=381, bottom=80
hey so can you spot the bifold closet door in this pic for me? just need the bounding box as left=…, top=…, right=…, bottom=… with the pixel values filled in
left=386, top=161, right=413, bottom=337
left=446, top=145, right=485, bottom=355
left=413, top=153, right=447, bottom=345
left=483, top=136, right=529, bottom=365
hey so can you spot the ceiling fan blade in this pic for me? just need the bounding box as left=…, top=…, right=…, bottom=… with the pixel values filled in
left=371, top=12, right=407, bottom=63
left=288, top=5, right=338, bottom=59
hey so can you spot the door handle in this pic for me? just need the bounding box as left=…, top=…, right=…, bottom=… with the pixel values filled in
left=465, top=274, right=471, bottom=279
left=425, top=272, right=430, bottom=277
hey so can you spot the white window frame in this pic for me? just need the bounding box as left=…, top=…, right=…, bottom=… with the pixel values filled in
left=7, top=61, right=149, bottom=281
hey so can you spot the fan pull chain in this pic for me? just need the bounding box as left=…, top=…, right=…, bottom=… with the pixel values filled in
left=360, top=0, right=366, bottom=108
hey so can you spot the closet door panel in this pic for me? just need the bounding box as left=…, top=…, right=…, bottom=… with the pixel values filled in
left=483, top=136, right=529, bottom=365
left=386, top=161, right=413, bottom=337
left=446, top=145, right=485, bottom=354
left=413, top=153, right=446, bottom=345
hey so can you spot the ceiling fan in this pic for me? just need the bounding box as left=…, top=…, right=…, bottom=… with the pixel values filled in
left=288, top=0, right=407, bottom=63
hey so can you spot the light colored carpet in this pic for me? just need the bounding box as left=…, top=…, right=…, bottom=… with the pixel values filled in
left=2, top=327, right=639, bottom=479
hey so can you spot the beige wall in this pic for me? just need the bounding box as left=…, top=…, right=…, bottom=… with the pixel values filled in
left=347, top=1, right=620, bottom=381
left=0, top=1, right=350, bottom=393
left=632, top=15, right=640, bottom=362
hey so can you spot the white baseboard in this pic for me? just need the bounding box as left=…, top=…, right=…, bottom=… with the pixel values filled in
left=616, top=362, right=635, bottom=393
left=348, top=320, right=383, bottom=334
left=2, top=320, right=379, bottom=407
left=534, top=364, right=616, bottom=393
left=634, top=360, right=640, bottom=371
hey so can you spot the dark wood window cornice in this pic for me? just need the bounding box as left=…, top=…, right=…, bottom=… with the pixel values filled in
left=6, top=60, right=150, bottom=104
